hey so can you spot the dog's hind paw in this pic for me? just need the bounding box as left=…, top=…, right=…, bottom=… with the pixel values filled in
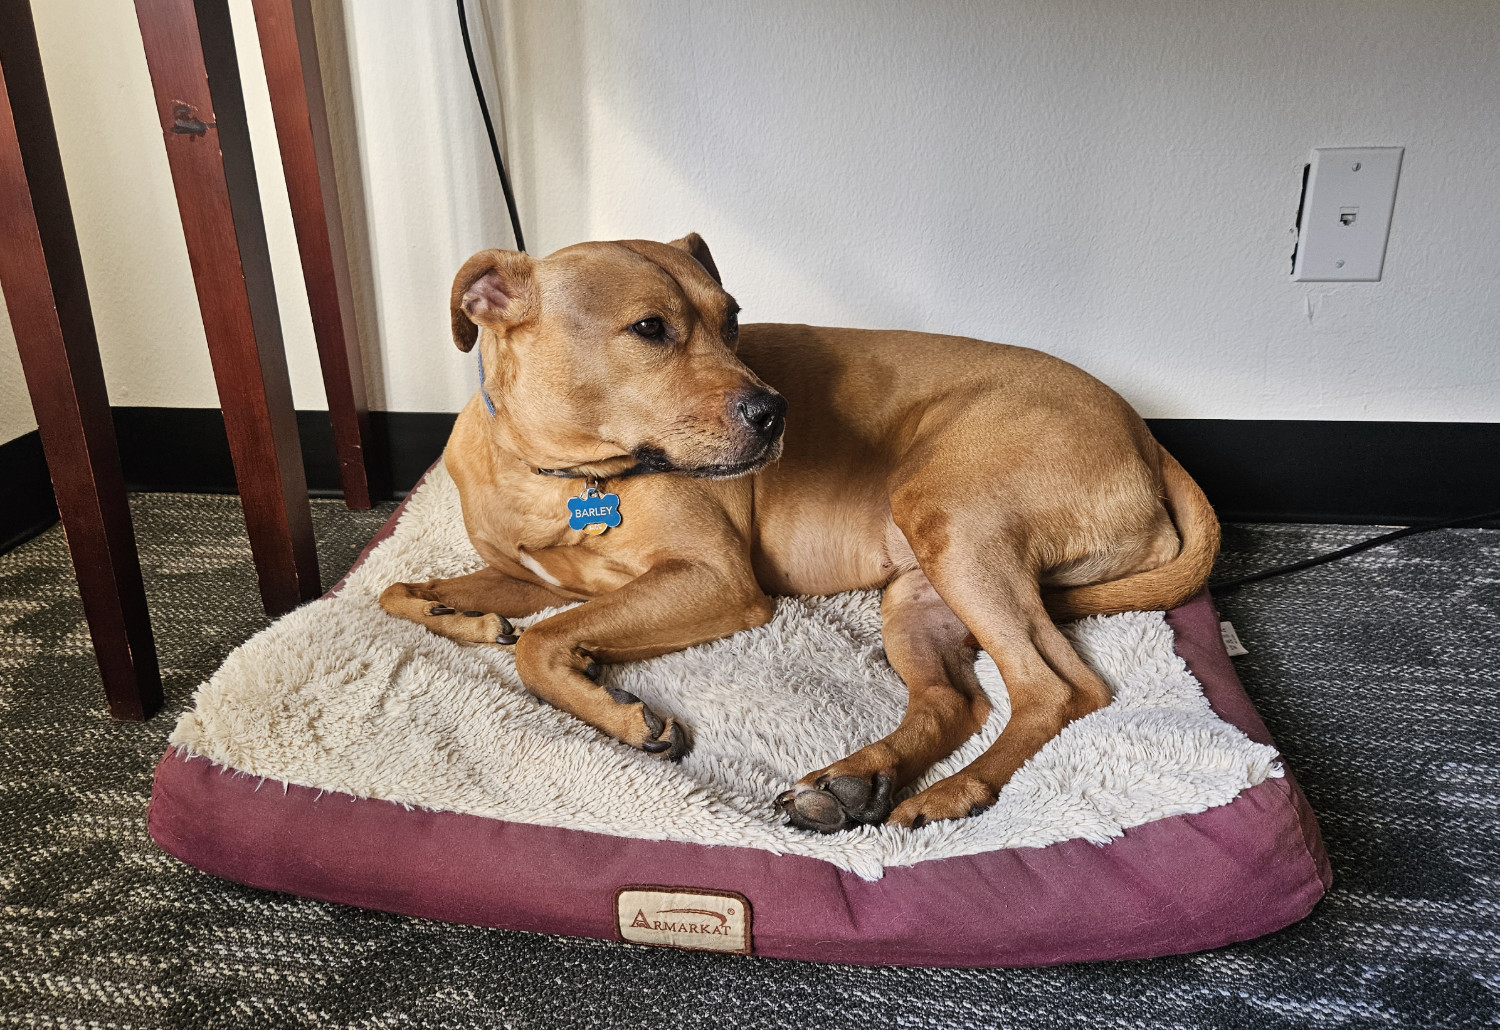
left=775, top=774, right=893, bottom=833
left=888, top=773, right=996, bottom=829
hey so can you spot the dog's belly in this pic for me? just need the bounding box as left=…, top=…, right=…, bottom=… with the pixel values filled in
left=749, top=482, right=904, bottom=597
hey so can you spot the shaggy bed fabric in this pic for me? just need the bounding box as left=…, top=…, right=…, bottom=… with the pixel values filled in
left=168, top=463, right=1280, bottom=882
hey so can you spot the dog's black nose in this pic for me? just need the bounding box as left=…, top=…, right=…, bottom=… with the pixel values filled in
left=736, top=390, right=787, bottom=440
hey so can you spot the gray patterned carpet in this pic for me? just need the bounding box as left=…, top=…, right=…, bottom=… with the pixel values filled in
left=1, top=494, right=1497, bottom=1029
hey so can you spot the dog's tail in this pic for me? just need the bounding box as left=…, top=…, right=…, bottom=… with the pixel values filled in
left=1043, top=442, right=1220, bottom=621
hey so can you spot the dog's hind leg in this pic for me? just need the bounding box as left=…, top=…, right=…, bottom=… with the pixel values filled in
left=777, top=569, right=992, bottom=832
left=886, top=517, right=1112, bottom=828
left=380, top=567, right=564, bottom=645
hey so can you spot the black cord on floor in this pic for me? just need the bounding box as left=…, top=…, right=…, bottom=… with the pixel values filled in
left=1209, top=506, right=1500, bottom=593
left=457, top=0, right=526, bottom=253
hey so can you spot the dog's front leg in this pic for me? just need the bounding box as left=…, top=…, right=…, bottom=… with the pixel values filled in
left=513, top=558, right=773, bottom=760
left=380, top=567, right=564, bottom=645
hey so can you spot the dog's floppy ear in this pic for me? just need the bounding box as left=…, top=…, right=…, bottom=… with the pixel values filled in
left=450, top=248, right=536, bottom=352
left=667, top=232, right=721, bottom=286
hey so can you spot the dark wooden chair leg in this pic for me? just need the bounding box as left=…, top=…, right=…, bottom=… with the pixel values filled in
left=0, top=0, right=162, bottom=721
left=251, top=0, right=375, bottom=509
left=134, top=0, right=321, bottom=615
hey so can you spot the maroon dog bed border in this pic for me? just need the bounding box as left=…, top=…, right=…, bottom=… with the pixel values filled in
left=148, top=490, right=1330, bottom=967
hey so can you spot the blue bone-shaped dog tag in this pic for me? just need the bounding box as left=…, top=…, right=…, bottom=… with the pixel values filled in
left=567, top=492, right=621, bottom=533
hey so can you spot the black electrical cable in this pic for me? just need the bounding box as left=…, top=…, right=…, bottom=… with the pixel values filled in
left=457, top=0, right=526, bottom=253
left=1209, top=506, right=1500, bottom=594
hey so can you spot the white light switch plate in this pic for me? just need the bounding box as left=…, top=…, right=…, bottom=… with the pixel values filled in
left=1292, top=147, right=1403, bottom=282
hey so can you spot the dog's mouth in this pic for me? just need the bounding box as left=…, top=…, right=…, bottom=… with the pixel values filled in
left=631, top=436, right=782, bottom=480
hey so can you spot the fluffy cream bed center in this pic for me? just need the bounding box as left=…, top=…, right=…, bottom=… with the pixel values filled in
left=171, top=463, right=1279, bottom=881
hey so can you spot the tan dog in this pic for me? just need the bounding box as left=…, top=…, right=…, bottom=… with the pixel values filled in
left=380, top=234, right=1219, bottom=832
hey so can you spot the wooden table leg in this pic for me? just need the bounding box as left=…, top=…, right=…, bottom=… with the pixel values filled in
left=250, top=0, right=374, bottom=509
left=133, top=0, right=321, bottom=614
left=0, top=0, right=162, bottom=721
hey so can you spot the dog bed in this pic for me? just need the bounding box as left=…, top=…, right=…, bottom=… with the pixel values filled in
left=148, top=463, right=1330, bottom=966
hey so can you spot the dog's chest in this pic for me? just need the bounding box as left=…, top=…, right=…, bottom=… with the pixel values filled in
left=512, top=540, right=637, bottom=597
left=468, top=488, right=643, bottom=598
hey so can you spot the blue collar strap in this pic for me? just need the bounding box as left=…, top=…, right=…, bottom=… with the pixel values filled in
left=477, top=349, right=496, bottom=417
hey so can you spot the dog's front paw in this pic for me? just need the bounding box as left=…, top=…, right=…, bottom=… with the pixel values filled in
left=775, top=774, right=893, bottom=833
left=421, top=606, right=520, bottom=645
left=606, top=687, right=690, bottom=761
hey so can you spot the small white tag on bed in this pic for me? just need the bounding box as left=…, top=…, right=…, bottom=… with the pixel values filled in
left=616, top=887, right=751, bottom=954
left=1220, top=620, right=1249, bottom=656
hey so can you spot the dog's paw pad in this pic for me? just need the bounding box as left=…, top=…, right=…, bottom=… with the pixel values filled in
left=781, top=788, right=845, bottom=832
left=776, top=774, right=892, bottom=834
left=825, top=774, right=876, bottom=811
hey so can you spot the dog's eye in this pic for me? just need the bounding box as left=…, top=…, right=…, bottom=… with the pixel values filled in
left=725, top=310, right=739, bottom=340
left=630, top=317, right=667, bottom=341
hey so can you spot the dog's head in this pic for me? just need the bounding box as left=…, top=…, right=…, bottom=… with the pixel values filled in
left=452, top=234, right=785, bottom=479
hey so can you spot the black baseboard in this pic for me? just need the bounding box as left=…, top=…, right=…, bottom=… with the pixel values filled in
left=1146, top=419, right=1500, bottom=525
left=5, top=412, right=1498, bottom=557
left=0, top=430, right=59, bottom=552
left=110, top=407, right=455, bottom=500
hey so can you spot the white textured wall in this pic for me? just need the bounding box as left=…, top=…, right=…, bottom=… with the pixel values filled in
left=2, top=0, right=1498, bottom=449
left=493, top=0, right=1500, bottom=422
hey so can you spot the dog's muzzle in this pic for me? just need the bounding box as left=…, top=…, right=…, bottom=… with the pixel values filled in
left=628, top=389, right=787, bottom=480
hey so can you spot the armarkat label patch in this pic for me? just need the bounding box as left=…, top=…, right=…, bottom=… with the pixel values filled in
left=615, top=887, right=751, bottom=954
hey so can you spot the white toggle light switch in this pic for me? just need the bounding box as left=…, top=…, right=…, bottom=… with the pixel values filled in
left=1292, top=147, right=1403, bottom=282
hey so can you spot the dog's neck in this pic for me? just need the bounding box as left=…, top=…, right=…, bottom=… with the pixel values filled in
left=476, top=351, right=653, bottom=485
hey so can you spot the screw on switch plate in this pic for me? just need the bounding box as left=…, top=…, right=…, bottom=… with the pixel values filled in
left=1291, top=147, right=1403, bottom=282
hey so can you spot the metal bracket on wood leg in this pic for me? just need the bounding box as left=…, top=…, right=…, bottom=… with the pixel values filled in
left=134, top=0, right=321, bottom=615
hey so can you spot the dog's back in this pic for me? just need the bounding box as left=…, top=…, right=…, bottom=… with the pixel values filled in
left=736, top=323, right=1204, bottom=609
